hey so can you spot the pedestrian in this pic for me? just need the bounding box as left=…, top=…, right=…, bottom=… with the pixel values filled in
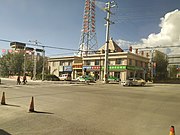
left=17, top=76, right=21, bottom=85
left=23, top=75, right=27, bottom=85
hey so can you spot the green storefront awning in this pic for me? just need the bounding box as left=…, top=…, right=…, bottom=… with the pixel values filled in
left=126, top=65, right=144, bottom=71
left=101, top=65, right=144, bottom=71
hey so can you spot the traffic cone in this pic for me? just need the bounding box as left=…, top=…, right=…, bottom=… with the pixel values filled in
left=1, top=92, right=6, bottom=105
left=29, top=96, right=35, bottom=112
left=169, top=126, right=175, bottom=135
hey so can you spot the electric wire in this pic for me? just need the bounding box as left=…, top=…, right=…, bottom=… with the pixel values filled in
left=0, top=38, right=78, bottom=52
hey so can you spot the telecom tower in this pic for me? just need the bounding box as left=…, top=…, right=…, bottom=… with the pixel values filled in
left=79, top=0, right=98, bottom=56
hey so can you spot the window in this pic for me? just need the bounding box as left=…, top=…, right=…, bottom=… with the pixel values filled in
left=52, top=62, right=55, bottom=67
left=116, top=59, right=122, bottom=64
left=59, top=61, right=63, bottom=66
left=68, top=61, right=72, bottom=66
left=135, top=60, right=138, bottom=66
left=129, top=59, right=132, bottom=65
left=95, top=60, right=99, bottom=65
left=130, top=72, right=133, bottom=77
left=86, top=60, right=90, bottom=65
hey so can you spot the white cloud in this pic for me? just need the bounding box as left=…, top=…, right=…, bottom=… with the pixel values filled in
left=117, top=9, right=180, bottom=55
left=141, top=9, right=180, bottom=54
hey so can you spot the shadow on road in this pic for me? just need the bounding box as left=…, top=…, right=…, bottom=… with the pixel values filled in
left=29, top=110, right=54, bottom=115
left=1, top=103, right=21, bottom=107
left=0, top=129, right=12, bottom=135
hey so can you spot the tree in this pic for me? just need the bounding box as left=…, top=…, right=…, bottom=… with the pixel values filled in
left=169, top=65, right=178, bottom=78
left=0, top=53, right=24, bottom=76
left=0, top=52, right=48, bottom=78
left=0, top=54, right=10, bottom=77
left=153, top=51, right=168, bottom=80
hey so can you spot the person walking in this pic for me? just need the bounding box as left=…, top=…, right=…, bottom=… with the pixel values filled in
left=23, top=75, right=27, bottom=85
left=17, top=76, right=21, bottom=85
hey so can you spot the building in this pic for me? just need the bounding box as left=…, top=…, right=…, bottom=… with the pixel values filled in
left=48, top=56, right=82, bottom=79
left=83, top=39, right=149, bottom=81
left=168, top=54, right=180, bottom=78
left=48, top=39, right=149, bottom=81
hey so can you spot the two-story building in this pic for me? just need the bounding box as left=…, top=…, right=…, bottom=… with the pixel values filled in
left=82, top=39, right=149, bottom=81
left=48, top=56, right=82, bottom=79
left=48, top=38, right=149, bottom=81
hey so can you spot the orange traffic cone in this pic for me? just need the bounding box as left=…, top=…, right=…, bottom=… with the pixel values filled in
left=29, top=96, right=35, bottom=112
left=169, top=126, right=175, bottom=135
left=1, top=92, right=6, bottom=105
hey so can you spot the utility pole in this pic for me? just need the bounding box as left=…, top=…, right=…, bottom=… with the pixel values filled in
left=29, top=40, right=41, bottom=81
left=150, top=49, right=155, bottom=82
left=23, top=46, right=26, bottom=76
left=103, top=1, right=116, bottom=84
left=41, top=46, right=45, bottom=81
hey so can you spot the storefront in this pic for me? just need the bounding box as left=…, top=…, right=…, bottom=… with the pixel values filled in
left=72, top=64, right=83, bottom=79
left=100, top=65, right=145, bottom=81
left=59, top=66, right=72, bottom=76
left=82, top=66, right=101, bottom=80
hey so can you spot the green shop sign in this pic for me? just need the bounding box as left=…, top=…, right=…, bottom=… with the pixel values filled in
left=101, top=65, right=126, bottom=71
left=126, top=66, right=144, bottom=71
left=101, top=65, right=144, bottom=71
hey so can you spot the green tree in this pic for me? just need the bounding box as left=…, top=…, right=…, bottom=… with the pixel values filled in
left=169, top=65, right=178, bottom=78
left=0, top=54, right=10, bottom=77
left=9, top=53, right=24, bottom=75
left=0, top=52, right=48, bottom=79
left=153, top=51, right=168, bottom=80
left=0, top=53, right=24, bottom=76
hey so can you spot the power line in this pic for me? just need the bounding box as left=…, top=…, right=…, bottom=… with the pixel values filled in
left=109, top=1, right=167, bottom=23
left=133, top=45, right=180, bottom=49
left=0, top=38, right=78, bottom=52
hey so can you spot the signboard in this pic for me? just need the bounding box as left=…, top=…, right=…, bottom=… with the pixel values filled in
left=126, top=66, right=143, bottom=71
left=91, top=66, right=100, bottom=70
left=109, top=65, right=126, bottom=70
left=101, top=65, right=126, bottom=71
left=82, top=66, right=100, bottom=71
left=82, top=66, right=91, bottom=71
left=64, top=66, right=72, bottom=72
left=72, top=64, right=82, bottom=69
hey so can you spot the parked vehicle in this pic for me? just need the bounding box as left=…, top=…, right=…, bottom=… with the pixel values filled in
left=108, top=76, right=120, bottom=82
left=76, top=75, right=95, bottom=82
left=59, top=74, right=71, bottom=81
left=121, top=77, right=146, bottom=86
left=44, top=74, right=60, bottom=81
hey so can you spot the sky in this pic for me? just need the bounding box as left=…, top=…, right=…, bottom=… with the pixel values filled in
left=0, top=0, right=180, bottom=56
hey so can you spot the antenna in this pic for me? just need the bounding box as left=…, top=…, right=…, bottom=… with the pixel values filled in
left=79, top=0, right=98, bottom=56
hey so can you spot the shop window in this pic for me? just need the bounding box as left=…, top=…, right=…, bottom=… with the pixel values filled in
left=130, top=72, right=133, bottom=78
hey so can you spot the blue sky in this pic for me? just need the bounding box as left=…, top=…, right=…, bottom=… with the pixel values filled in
left=0, top=0, right=179, bottom=56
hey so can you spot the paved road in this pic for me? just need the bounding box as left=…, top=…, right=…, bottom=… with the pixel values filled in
left=0, top=79, right=180, bottom=135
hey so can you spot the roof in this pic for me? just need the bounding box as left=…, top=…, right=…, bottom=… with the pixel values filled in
left=98, top=38, right=123, bottom=53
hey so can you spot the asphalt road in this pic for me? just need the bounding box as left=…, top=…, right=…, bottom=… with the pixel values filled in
left=0, top=79, right=180, bottom=135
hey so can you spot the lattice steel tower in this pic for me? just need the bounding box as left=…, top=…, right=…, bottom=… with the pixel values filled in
left=79, top=0, right=98, bottom=56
